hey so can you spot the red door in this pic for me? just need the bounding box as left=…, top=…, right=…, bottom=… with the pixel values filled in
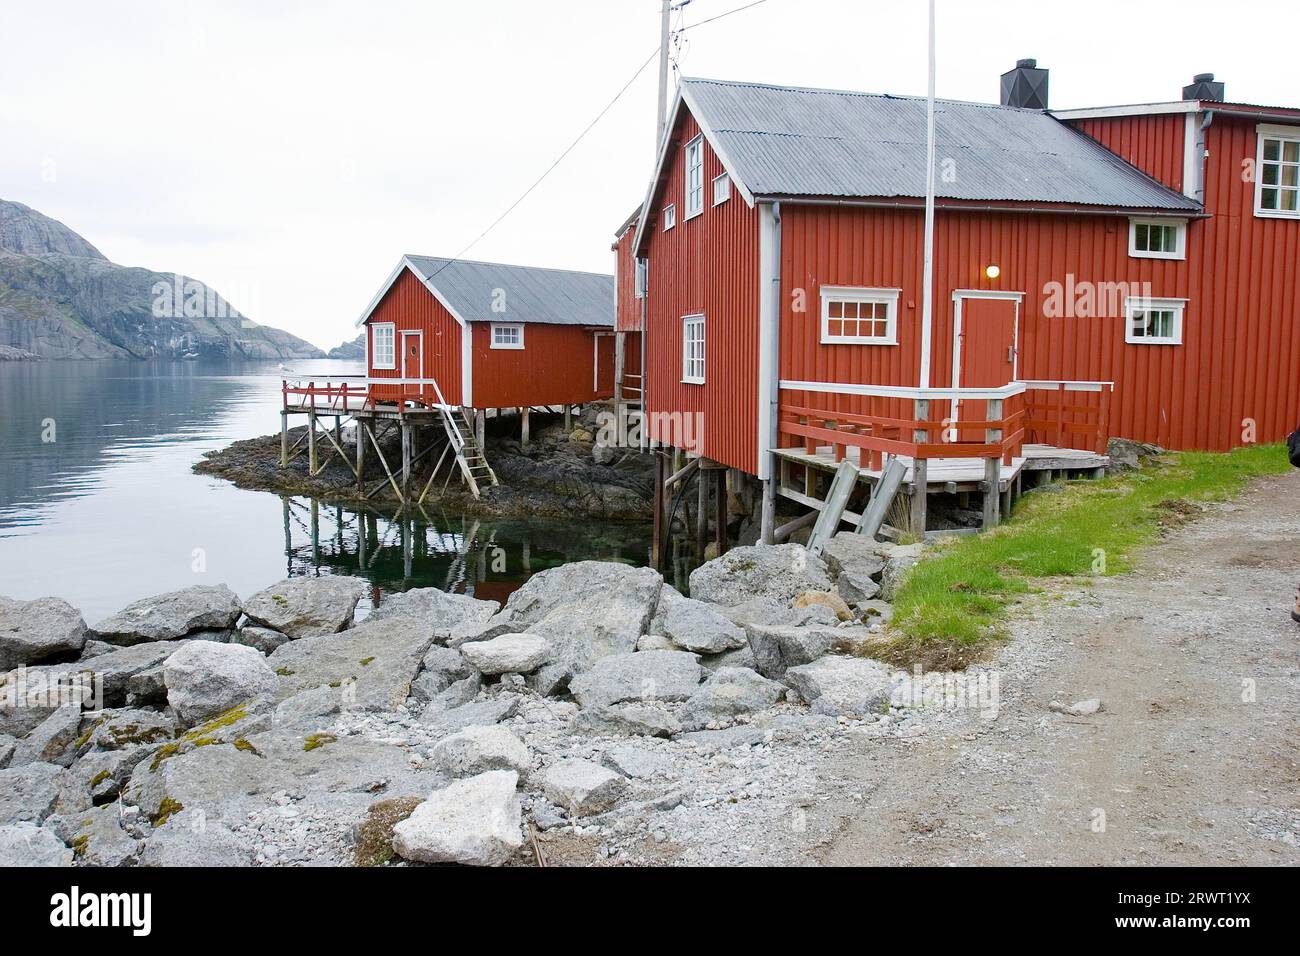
left=956, top=296, right=1017, bottom=438
left=594, top=333, right=615, bottom=397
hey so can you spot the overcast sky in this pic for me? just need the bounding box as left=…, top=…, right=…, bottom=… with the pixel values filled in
left=2, top=0, right=1296, bottom=351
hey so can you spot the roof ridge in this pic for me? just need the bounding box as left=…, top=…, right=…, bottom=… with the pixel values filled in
left=680, top=75, right=1045, bottom=113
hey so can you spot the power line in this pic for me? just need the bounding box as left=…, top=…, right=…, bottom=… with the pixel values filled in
left=428, top=0, right=772, bottom=278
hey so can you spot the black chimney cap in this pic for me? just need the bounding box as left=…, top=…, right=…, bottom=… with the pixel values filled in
left=1183, top=73, right=1225, bottom=102
left=1001, top=59, right=1049, bottom=110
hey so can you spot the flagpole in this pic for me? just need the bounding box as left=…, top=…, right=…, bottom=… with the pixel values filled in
left=918, top=0, right=936, bottom=389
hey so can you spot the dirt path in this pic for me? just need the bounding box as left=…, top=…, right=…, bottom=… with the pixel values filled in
left=812, top=471, right=1300, bottom=865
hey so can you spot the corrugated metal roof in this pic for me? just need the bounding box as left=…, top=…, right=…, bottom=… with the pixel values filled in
left=405, top=256, right=614, bottom=326
left=684, top=77, right=1201, bottom=211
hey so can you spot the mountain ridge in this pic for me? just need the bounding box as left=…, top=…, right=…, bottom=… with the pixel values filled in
left=0, top=199, right=324, bottom=360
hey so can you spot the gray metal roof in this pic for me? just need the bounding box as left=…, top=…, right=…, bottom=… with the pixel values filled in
left=683, top=77, right=1200, bottom=211
left=405, top=256, right=613, bottom=326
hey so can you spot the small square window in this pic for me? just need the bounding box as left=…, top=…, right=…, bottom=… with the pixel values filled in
left=819, top=288, right=900, bottom=345
left=663, top=203, right=676, bottom=231
left=490, top=323, right=524, bottom=350
left=1129, top=219, right=1186, bottom=260
left=1125, top=297, right=1185, bottom=345
left=712, top=172, right=730, bottom=206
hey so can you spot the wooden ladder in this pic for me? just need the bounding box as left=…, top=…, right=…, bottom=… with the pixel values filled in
left=429, top=380, right=498, bottom=500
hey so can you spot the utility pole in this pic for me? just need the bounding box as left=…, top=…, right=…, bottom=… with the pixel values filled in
left=656, top=0, right=671, bottom=146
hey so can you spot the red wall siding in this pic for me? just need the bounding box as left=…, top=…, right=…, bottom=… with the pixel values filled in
left=641, top=112, right=762, bottom=473
left=1071, top=111, right=1300, bottom=448
left=1073, top=114, right=1188, bottom=192
left=366, top=266, right=462, bottom=405
left=614, top=225, right=641, bottom=333
left=471, top=322, right=610, bottom=407
left=621, top=331, right=643, bottom=380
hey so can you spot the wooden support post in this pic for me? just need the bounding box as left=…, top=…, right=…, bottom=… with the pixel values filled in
left=909, top=398, right=929, bottom=537
left=714, top=467, right=727, bottom=556
left=696, top=466, right=709, bottom=558
left=307, top=409, right=318, bottom=474
left=356, top=418, right=366, bottom=491
left=760, top=456, right=777, bottom=544
left=651, top=451, right=665, bottom=570
left=983, top=397, right=1004, bottom=528
left=521, top=407, right=530, bottom=447
left=280, top=411, right=289, bottom=468
left=400, top=420, right=412, bottom=504
left=475, top=409, right=486, bottom=451
left=564, top=405, right=572, bottom=431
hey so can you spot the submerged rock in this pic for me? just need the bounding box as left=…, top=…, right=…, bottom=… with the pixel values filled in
left=92, top=585, right=241, bottom=645
left=0, top=595, right=87, bottom=670
left=242, top=575, right=367, bottom=639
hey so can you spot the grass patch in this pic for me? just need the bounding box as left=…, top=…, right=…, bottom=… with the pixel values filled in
left=884, top=444, right=1290, bottom=668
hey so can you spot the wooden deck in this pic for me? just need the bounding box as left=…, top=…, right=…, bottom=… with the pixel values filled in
left=772, top=443, right=1108, bottom=493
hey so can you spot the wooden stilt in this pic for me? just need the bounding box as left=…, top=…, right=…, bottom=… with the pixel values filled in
left=521, top=407, right=530, bottom=447
left=280, top=411, right=289, bottom=467
left=696, top=467, right=709, bottom=557
left=714, top=466, right=727, bottom=555
left=983, top=398, right=1004, bottom=528
left=475, top=409, right=486, bottom=451
left=909, top=398, right=930, bottom=536
left=400, top=420, right=412, bottom=504
left=356, top=418, right=366, bottom=491
left=760, top=459, right=777, bottom=544
left=307, top=409, right=318, bottom=474
left=651, top=451, right=665, bottom=570
left=564, top=405, right=572, bottom=431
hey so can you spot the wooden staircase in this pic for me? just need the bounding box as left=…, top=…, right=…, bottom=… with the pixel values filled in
left=437, top=405, right=498, bottom=499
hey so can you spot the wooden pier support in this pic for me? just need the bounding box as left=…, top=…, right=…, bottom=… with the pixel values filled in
left=521, top=407, right=530, bottom=447
left=280, top=411, right=289, bottom=467
left=695, top=465, right=709, bottom=557
left=400, top=419, right=412, bottom=504
left=355, top=419, right=366, bottom=491
left=651, top=451, right=665, bottom=570
left=983, top=397, right=1004, bottom=528
left=475, top=409, right=486, bottom=452
left=909, top=398, right=929, bottom=536
left=307, top=409, right=318, bottom=475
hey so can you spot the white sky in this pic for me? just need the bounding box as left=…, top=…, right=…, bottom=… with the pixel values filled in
left=2, top=0, right=1296, bottom=351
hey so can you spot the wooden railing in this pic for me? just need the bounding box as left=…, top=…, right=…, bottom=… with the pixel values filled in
left=282, top=376, right=371, bottom=413
left=1020, top=380, right=1114, bottom=454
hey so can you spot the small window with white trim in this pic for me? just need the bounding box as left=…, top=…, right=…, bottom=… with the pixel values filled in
left=682, top=313, right=705, bottom=384
left=371, top=323, right=395, bottom=369
left=820, top=287, right=900, bottom=345
left=684, top=135, right=704, bottom=218
left=663, top=203, right=676, bottom=231
left=490, top=323, right=524, bottom=350
left=1256, top=127, right=1300, bottom=217
left=712, top=172, right=730, bottom=206
left=1129, top=219, right=1186, bottom=260
left=1125, top=297, right=1185, bottom=345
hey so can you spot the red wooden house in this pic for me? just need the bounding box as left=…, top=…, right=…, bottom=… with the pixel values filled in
left=626, top=64, right=1300, bottom=542
left=612, top=207, right=645, bottom=430
left=357, top=255, right=616, bottom=443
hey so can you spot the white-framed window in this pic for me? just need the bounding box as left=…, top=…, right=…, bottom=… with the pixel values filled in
left=684, top=135, right=704, bottom=219
left=1255, top=125, right=1300, bottom=218
left=634, top=258, right=647, bottom=299
left=682, top=313, right=705, bottom=384
left=371, top=322, right=395, bottom=369
left=490, top=323, right=524, bottom=350
left=712, top=172, right=731, bottom=206
left=1129, top=218, right=1186, bottom=260
left=819, top=287, right=900, bottom=345
left=1125, top=297, right=1185, bottom=345
left=663, top=203, right=676, bottom=231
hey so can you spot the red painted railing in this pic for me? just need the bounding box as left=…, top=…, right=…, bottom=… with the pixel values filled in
left=282, top=376, right=371, bottom=413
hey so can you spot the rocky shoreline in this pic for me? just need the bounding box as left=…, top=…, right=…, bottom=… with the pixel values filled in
left=194, top=404, right=657, bottom=521
left=0, top=535, right=955, bottom=867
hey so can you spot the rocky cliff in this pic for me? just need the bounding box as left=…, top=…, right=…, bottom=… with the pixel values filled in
left=327, top=333, right=365, bottom=360
left=0, top=199, right=324, bottom=360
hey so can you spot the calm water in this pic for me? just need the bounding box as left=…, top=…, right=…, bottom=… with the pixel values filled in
left=0, top=360, right=652, bottom=622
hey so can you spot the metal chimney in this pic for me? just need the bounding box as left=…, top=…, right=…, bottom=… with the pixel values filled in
left=1000, top=58, right=1049, bottom=109
left=1182, top=73, right=1225, bottom=102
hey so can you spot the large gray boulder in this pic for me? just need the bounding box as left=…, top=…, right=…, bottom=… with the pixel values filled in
left=0, top=762, right=89, bottom=827
left=2, top=642, right=176, bottom=735
left=0, top=824, right=73, bottom=866
left=422, top=695, right=520, bottom=735
left=688, top=544, right=832, bottom=607
left=231, top=626, right=290, bottom=655
left=367, top=587, right=499, bottom=639
left=656, top=589, right=747, bottom=654
left=0, top=595, right=87, bottom=669
left=784, top=655, right=895, bottom=717
left=92, top=585, right=241, bottom=645
left=70, top=747, right=151, bottom=803
left=267, top=616, right=434, bottom=711
left=573, top=702, right=682, bottom=738
left=746, top=624, right=839, bottom=679
left=140, top=811, right=254, bottom=867
left=8, top=704, right=83, bottom=768
left=680, top=667, right=785, bottom=728
left=242, top=575, right=367, bottom=639
left=45, top=805, right=140, bottom=867
left=541, top=758, right=626, bottom=816
left=821, top=532, right=887, bottom=580
left=459, top=634, right=550, bottom=675
left=163, top=641, right=279, bottom=728
left=474, top=562, right=664, bottom=695
left=568, top=651, right=703, bottom=709
left=877, top=543, right=925, bottom=601
left=407, top=646, right=477, bottom=704
left=392, top=770, right=524, bottom=867
left=430, top=725, right=530, bottom=778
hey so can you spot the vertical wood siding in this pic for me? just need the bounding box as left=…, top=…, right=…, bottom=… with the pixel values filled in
left=471, top=322, right=611, bottom=407
left=614, top=226, right=641, bottom=333
left=642, top=112, right=762, bottom=473
left=365, top=266, right=462, bottom=405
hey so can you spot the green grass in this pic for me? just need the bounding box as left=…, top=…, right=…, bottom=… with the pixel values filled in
left=884, top=443, right=1291, bottom=667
